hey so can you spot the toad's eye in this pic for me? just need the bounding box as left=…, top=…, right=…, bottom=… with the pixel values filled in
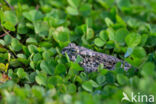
left=71, top=48, right=77, bottom=53
left=69, top=43, right=76, bottom=47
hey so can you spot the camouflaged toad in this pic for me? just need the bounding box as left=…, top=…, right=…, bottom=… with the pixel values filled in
left=62, top=43, right=131, bottom=72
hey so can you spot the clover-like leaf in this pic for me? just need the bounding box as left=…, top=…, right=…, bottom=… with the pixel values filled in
left=23, top=10, right=44, bottom=22
left=125, top=33, right=141, bottom=47
left=94, top=38, right=105, bottom=47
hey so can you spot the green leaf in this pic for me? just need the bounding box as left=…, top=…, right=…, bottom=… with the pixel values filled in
left=97, top=0, right=114, bottom=9
left=53, top=27, right=70, bottom=42
left=10, top=58, right=29, bottom=67
left=39, top=42, right=53, bottom=48
left=55, top=63, right=66, bottom=75
left=34, top=22, right=49, bottom=37
left=126, top=17, right=140, bottom=28
left=66, top=6, right=79, bottom=16
left=146, top=36, right=156, bottom=47
left=140, top=34, right=148, bottom=46
left=79, top=4, right=92, bottom=17
left=42, top=48, right=56, bottom=59
left=96, top=75, right=106, bottom=85
left=23, top=10, right=44, bottom=22
left=125, top=33, right=141, bottom=47
left=105, top=40, right=115, bottom=49
left=105, top=17, right=114, bottom=27
left=33, top=53, right=42, bottom=62
left=65, top=52, right=71, bottom=63
left=2, top=21, right=15, bottom=31
left=4, top=11, right=17, bottom=25
left=26, top=38, right=37, bottom=44
left=107, top=28, right=115, bottom=41
left=40, top=59, right=55, bottom=75
left=82, top=81, right=93, bottom=92
left=89, top=80, right=99, bottom=88
left=116, top=14, right=126, bottom=26
left=99, top=30, right=108, bottom=41
left=46, top=17, right=65, bottom=27
left=28, top=45, right=38, bottom=53
left=0, top=47, right=7, bottom=52
left=86, top=28, right=94, bottom=40
left=11, top=38, right=22, bottom=52
left=105, top=72, right=115, bottom=84
left=67, top=84, right=76, bottom=94
left=0, top=10, right=4, bottom=23
left=82, top=80, right=98, bottom=92
left=115, top=28, right=128, bottom=45
left=67, top=0, right=80, bottom=8
left=4, top=35, right=12, bottom=45
left=16, top=68, right=27, bottom=79
left=17, top=23, right=28, bottom=34
left=63, top=94, right=72, bottom=104
left=17, top=54, right=26, bottom=59
left=35, top=72, right=47, bottom=86
left=0, top=63, right=7, bottom=72
left=94, top=38, right=105, bottom=47
left=132, top=47, right=146, bottom=58
left=47, top=76, right=63, bottom=86
left=75, top=55, right=83, bottom=63
left=117, top=74, right=129, bottom=85
left=0, top=40, right=5, bottom=46
left=116, top=0, right=131, bottom=10
left=141, top=62, right=155, bottom=77
left=70, top=62, right=84, bottom=71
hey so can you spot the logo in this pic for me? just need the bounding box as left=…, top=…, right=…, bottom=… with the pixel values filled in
left=121, top=92, right=130, bottom=102
left=121, top=92, right=155, bottom=103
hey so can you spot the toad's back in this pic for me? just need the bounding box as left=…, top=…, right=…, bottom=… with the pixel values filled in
left=62, top=43, right=131, bottom=72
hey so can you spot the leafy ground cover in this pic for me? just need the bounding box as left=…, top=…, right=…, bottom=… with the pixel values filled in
left=0, top=0, right=156, bottom=104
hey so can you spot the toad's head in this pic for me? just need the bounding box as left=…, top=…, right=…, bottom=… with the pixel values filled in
left=61, top=43, right=78, bottom=55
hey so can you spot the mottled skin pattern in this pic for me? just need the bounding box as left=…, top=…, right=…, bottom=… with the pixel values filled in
left=62, top=43, right=131, bottom=72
